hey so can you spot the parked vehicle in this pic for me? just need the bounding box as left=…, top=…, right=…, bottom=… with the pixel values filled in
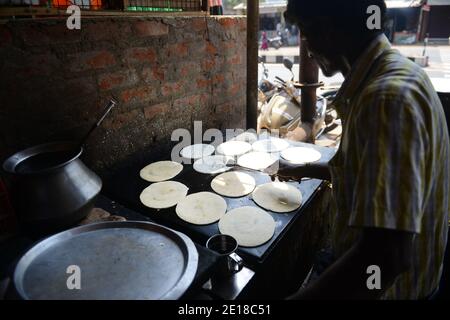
left=258, top=56, right=277, bottom=106
left=268, top=35, right=283, bottom=49
left=257, top=58, right=340, bottom=141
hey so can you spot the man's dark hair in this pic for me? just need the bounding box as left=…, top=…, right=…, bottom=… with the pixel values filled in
left=285, top=0, right=387, bottom=37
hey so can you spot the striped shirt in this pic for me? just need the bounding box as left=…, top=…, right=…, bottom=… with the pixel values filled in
left=329, top=34, right=450, bottom=299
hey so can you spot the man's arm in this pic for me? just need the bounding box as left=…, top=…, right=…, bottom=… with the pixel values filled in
left=288, top=227, right=415, bottom=300
left=271, top=160, right=332, bottom=181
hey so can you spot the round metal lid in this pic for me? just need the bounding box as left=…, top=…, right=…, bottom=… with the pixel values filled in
left=14, top=221, right=198, bottom=300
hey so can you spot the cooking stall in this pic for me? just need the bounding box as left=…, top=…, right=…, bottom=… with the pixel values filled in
left=0, top=1, right=339, bottom=300
left=0, top=135, right=336, bottom=300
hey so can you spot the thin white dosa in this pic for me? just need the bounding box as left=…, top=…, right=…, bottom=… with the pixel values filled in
left=252, top=182, right=302, bottom=213
left=252, top=138, right=290, bottom=153
left=140, top=181, right=189, bottom=209
left=140, top=161, right=183, bottom=182
left=281, top=147, right=322, bottom=164
left=237, top=151, right=278, bottom=171
left=216, top=141, right=252, bottom=157
left=180, top=144, right=215, bottom=159
left=232, top=131, right=258, bottom=144
left=193, top=155, right=234, bottom=175
left=211, top=171, right=256, bottom=198
left=218, top=206, right=275, bottom=247
left=176, top=192, right=227, bottom=225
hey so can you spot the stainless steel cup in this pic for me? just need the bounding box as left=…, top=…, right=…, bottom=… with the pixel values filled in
left=206, top=234, right=243, bottom=278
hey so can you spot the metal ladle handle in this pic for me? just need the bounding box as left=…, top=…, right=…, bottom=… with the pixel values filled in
left=78, top=99, right=118, bottom=150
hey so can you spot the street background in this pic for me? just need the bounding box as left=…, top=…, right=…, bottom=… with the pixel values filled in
left=259, top=44, right=450, bottom=87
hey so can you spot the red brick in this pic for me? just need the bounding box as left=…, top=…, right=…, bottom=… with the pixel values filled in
left=200, top=93, right=209, bottom=105
left=217, top=102, right=233, bottom=113
left=213, top=74, right=225, bottom=84
left=120, top=86, right=157, bottom=104
left=205, top=43, right=217, bottom=56
left=228, top=83, right=241, bottom=96
left=168, top=43, right=189, bottom=59
left=70, top=51, right=116, bottom=72
left=125, top=48, right=157, bottom=65
left=142, top=65, right=166, bottom=83
left=191, top=18, right=206, bottom=32
left=161, top=81, right=184, bottom=97
left=98, top=70, right=138, bottom=91
left=196, top=77, right=212, bottom=89
left=134, top=21, right=168, bottom=37
left=180, top=65, right=190, bottom=77
left=0, top=26, right=12, bottom=47
left=173, top=94, right=203, bottom=109
left=103, top=109, right=141, bottom=130
left=221, top=40, right=237, bottom=51
left=230, top=54, right=242, bottom=65
left=143, top=103, right=169, bottom=120
left=179, top=62, right=200, bottom=77
left=202, top=59, right=216, bottom=72
left=238, top=19, right=247, bottom=31
left=218, top=18, right=238, bottom=28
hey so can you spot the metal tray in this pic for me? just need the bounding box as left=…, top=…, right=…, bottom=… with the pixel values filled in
left=13, top=221, right=198, bottom=300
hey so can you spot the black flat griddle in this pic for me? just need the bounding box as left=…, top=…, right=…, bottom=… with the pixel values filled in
left=103, top=141, right=336, bottom=266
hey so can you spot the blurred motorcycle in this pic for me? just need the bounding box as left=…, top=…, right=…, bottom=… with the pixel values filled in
left=258, top=56, right=277, bottom=106
left=257, top=58, right=339, bottom=141
left=268, top=36, right=283, bottom=49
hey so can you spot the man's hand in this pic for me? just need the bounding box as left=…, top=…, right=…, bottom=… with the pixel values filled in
left=270, top=160, right=332, bottom=182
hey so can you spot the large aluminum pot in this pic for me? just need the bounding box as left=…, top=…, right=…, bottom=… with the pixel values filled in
left=2, top=141, right=102, bottom=236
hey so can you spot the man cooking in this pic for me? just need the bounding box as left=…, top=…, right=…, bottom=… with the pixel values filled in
left=274, top=0, right=450, bottom=299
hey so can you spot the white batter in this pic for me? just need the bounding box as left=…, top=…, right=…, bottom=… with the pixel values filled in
left=252, top=138, right=290, bottom=153
left=216, top=141, right=252, bottom=157
left=237, top=151, right=278, bottom=171
left=140, top=181, right=189, bottom=209
left=176, top=192, right=227, bottom=225
left=193, top=155, right=234, bottom=175
left=140, top=161, right=183, bottom=182
left=211, top=171, right=256, bottom=198
left=280, top=147, right=322, bottom=164
left=218, top=206, right=275, bottom=247
left=252, top=182, right=302, bottom=213
left=180, top=144, right=215, bottom=159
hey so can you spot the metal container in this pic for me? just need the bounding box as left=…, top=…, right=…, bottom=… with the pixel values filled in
left=2, top=141, right=102, bottom=235
left=206, top=234, right=243, bottom=278
left=13, top=221, right=198, bottom=300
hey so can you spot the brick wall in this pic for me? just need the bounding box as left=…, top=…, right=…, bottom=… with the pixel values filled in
left=0, top=16, right=247, bottom=175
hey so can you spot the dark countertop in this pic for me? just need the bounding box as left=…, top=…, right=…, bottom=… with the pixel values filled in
left=103, top=141, right=336, bottom=267
left=0, top=139, right=337, bottom=300
left=0, top=194, right=221, bottom=300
